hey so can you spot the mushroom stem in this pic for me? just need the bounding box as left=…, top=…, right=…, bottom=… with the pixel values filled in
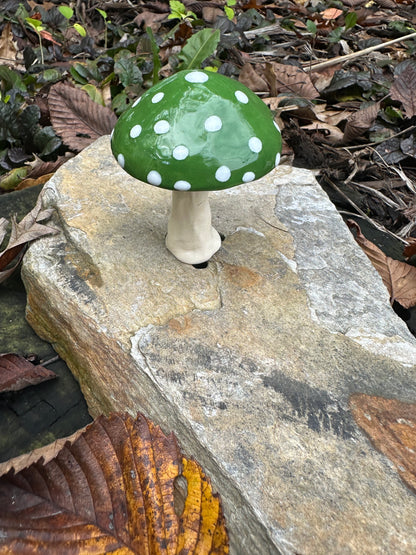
left=166, top=190, right=221, bottom=265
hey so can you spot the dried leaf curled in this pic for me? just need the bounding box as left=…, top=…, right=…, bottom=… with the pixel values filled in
left=347, top=220, right=416, bottom=308
left=266, top=62, right=319, bottom=100
left=343, top=102, right=380, bottom=143
left=49, top=82, right=117, bottom=152
left=0, top=353, right=56, bottom=393
left=390, top=60, right=416, bottom=119
left=0, top=192, right=58, bottom=284
left=0, top=412, right=229, bottom=554
left=350, top=393, right=416, bottom=494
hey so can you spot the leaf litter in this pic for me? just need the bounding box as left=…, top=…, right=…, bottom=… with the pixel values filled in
left=0, top=412, right=229, bottom=554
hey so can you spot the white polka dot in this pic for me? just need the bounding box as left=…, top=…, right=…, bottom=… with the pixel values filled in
left=132, top=97, right=142, bottom=107
left=275, top=152, right=281, bottom=166
left=235, top=90, right=249, bottom=104
left=130, top=124, right=142, bottom=138
left=152, top=92, right=164, bottom=103
left=174, top=180, right=191, bottom=191
left=117, top=153, right=125, bottom=168
left=147, top=170, right=162, bottom=186
left=215, top=166, right=231, bottom=182
left=154, top=120, right=170, bottom=134
left=242, top=171, right=255, bottom=182
left=185, top=71, right=208, bottom=83
left=249, top=137, right=262, bottom=153
left=274, top=121, right=281, bottom=133
left=173, top=145, right=189, bottom=160
left=205, top=115, right=222, bottom=132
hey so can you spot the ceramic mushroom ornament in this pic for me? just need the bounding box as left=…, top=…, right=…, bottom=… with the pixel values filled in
left=111, top=69, right=282, bottom=265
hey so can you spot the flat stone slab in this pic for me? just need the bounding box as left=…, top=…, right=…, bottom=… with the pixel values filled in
left=22, top=136, right=416, bottom=554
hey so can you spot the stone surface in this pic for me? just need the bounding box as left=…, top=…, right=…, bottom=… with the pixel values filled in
left=22, top=136, right=416, bottom=554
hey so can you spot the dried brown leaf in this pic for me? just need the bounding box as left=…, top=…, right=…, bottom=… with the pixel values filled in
left=404, top=238, right=416, bottom=259
left=302, top=122, right=344, bottom=143
left=0, top=23, right=17, bottom=66
left=350, top=393, right=416, bottom=494
left=49, top=82, right=117, bottom=152
left=266, top=62, right=319, bottom=100
left=0, top=412, right=229, bottom=554
left=390, top=60, right=416, bottom=119
left=343, top=102, right=380, bottom=143
left=0, top=354, right=56, bottom=393
left=347, top=220, right=416, bottom=308
left=238, top=63, right=269, bottom=93
left=0, top=191, right=58, bottom=283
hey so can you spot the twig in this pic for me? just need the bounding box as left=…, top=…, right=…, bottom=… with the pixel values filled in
left=303, top=31, right=416, bottom=72
left=39, top=355, right=60, bottom=367
left=336, top=125, right=416, bottom=151
left=339, top=211, right=409, bottom=244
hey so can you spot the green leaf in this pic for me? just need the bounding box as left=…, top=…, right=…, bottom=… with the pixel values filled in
left=69, top=63, right=89, bottom=84
left=0, top=167, right=28, bottom=191
left=114, top=54, right=143, bottom=88
left=81, top=84, right=105, bottom=106
left=58, top=6, right=74, bottom=20
left=37, top=68, right=62, bottom=84
left=111, top=90, right=129, bottom=115
left=328, top=26, right=343, bottom=44
left=224, top=6, right=234, bottom=20
left=169, top=0, right=186, bottom=19
left=344, top=12, right=357, bottom=32
left=178, top=28, right=220, bottom=70
left=96, top=8, right=108, bottom=20
left=306, top=20, right=317, bottom=35
left=33, top=126, right=62, bottom=156
left=0, top=67, right=27, bottom=93
left=25, top=17, right=43, bottom=31
left=227, top=0, right=237, bottom=6
left=146, top=27, right=161, bottom=85
left=73, top=23, right=86, bottom=37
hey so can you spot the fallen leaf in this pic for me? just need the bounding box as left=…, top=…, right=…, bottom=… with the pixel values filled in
left=321, top=8, right=343, bottom=20
left=39, top=29, right=61, bottom=46
left=49, top=82, right=117, bottom=152
left=0, top=412, right=229, bottom=554
left=347, top=219, right=416, bottom=308
left=266, top=62, right=319, bottom=100
left=302, top=122, right=344, bottom=143
left=343, top=102, right=380, bottom=143
left=390, top=60, right=416, bottom=119
left=0, top=354, right=56, bottom=393
left=238, top=63, right=269, bottom=93
left=404, top=238, right=416, bottom=259
left=15, top=172, right=54, bottom=191
left=350, top=393, right=416, bottom=494
left=0, top=23, right=17, bottom=67
left=0, top=191, right=58, bottom=284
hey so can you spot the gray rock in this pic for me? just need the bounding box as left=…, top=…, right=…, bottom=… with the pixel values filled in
left=22, top=136, right=416, bottom=554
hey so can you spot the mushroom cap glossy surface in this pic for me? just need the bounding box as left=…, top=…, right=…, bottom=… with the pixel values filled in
left=111, top=70, right=282, bottom=191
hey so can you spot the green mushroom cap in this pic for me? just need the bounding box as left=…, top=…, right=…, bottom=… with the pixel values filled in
left=111, top=69, right=282, bottom=192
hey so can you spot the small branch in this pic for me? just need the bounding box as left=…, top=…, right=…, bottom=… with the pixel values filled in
left=304, top=32, right=416, bottom=73
left=39, top=355, right=60, bottom=367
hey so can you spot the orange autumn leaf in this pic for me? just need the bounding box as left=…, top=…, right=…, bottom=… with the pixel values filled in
left=321, top=8, right=343, bottom=20
left=0, top=412, right=229, bottom=554
left=350, top=393, right=416, bottom=494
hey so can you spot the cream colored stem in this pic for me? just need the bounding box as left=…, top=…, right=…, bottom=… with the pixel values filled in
left=165, top=190, right=221, bottom=265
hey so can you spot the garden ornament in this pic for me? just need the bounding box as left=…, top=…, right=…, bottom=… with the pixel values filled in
left=111, top=69, right=282, bottom=265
